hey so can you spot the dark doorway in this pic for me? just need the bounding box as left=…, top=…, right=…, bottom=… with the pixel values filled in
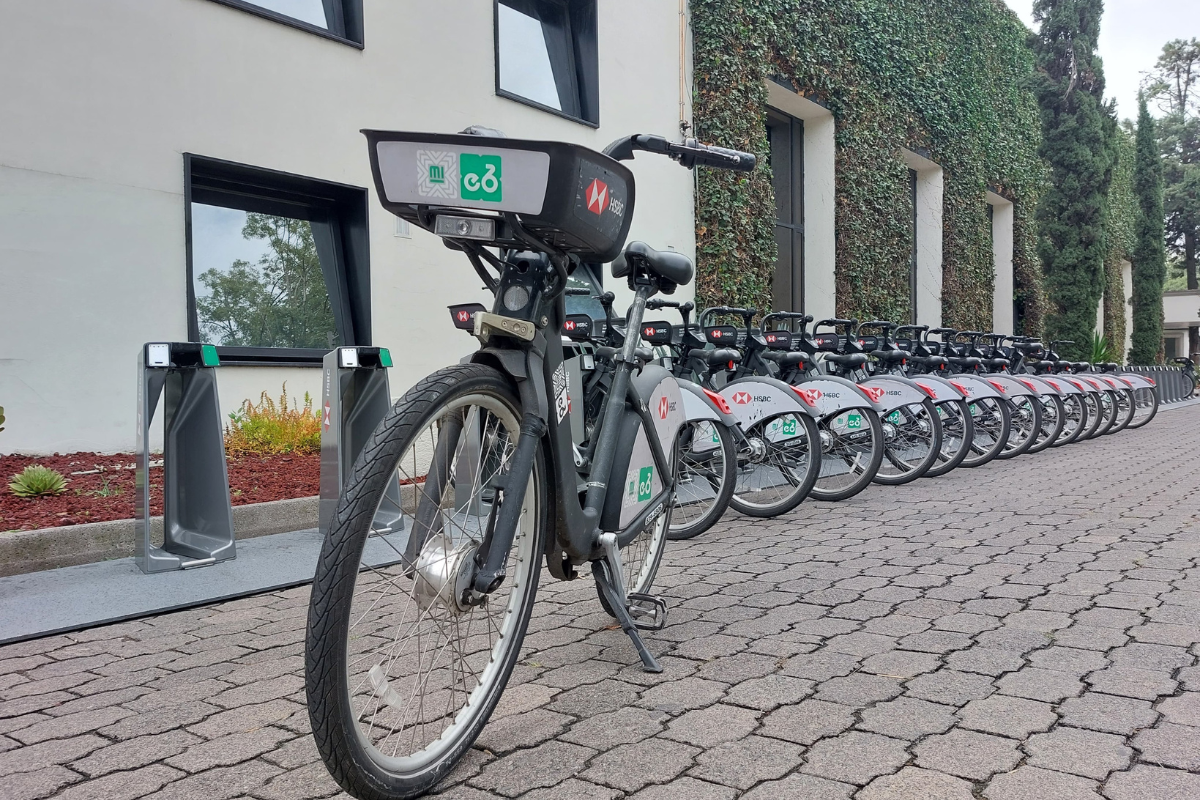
left=767, top=110, right=804, bottom=311
left=909, top=168, right=919, bottom=324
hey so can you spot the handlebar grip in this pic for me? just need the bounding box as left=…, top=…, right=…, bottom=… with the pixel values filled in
left=681, top=140, right=753, bottom=172
left=929, top=327, right=956, bottom=336
left=563, top=287, right=591, bottom=296
left=645, top=299, right=680, bottom=309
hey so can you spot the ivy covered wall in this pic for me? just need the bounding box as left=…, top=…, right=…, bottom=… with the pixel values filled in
left=691, top=0, right=1048, bottom=331
left=1103, top=128, right=1137, bottom=352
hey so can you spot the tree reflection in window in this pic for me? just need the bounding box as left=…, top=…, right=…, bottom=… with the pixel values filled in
left=193, top=209, right=338, bottom=349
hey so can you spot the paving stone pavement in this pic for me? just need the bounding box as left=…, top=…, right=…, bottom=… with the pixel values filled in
left=2, top=405, right=1199, bottom=799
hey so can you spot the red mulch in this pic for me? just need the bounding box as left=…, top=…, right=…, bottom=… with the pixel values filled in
left=1, top=451, right=319, bottom=532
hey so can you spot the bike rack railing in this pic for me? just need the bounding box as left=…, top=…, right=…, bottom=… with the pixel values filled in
left=319, top=346, right=403, bottom=538
left=136, top=342, right=235, bottom=574
left=1119, top=365, right=1192, bottom=404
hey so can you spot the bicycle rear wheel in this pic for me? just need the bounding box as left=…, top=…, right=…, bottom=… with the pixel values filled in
left=728, top=411, right=821, bottom=517
left=1106, top=389, right=1136, bottom=434
left=925, top=399, right=973, bottom=478
left=996, top=395, right=1041, bottom=459
left=306, top=365, right=547, bottom=800
left=1126, top=385, right=1159, bottom=429
left=1053, top=394, right=1088, bottom=446
left=1026, top=395, right=1065, bottom=453
left=874, top=399, right=942, bottom=485
left=809, top=409, right=885, bottom=501
left=959, top=397, right=1010, bottom=468
left=668, top=419, right=736, bottom=540
left=1079, top=393, right=1107, bottom=440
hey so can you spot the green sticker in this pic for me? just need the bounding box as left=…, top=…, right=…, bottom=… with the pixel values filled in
left=847, top=413, right=862, bottom=430
left=460, top=153, right=502, bottom=202
left=637, top=466, right=654, bottom=502
left=782, top=418, right=798, bottom=436
left=887, top=411, right=901, bottom=423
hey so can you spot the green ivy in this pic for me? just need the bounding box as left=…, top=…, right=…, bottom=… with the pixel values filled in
left=692, top=0, right=1049, bottom=330
left=1103, top=127, right=1137, bottom=354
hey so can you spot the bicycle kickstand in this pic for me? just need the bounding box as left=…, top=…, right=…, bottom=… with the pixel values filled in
left=592, top=557, right=663, bottom=673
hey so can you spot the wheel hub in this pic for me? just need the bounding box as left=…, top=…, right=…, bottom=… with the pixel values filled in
left=413, top=538, right=480, bottom=614
left=744, top=436, right=768, bottom=461
left=818, top=429, right=834, bottom=453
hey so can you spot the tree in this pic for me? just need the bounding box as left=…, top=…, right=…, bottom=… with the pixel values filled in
left=196, top=214, right=338, bottom=349
left=1029, top=0, right=1116, bottom=361
left=1129, top=96, right=1167, bottom=364
left=1144, top=40, right=1200, bottom=301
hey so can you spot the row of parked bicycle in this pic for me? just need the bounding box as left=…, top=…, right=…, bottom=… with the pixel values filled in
left=560, top=292, right=1161, bottom=540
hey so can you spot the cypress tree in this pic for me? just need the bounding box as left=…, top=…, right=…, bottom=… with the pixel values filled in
left=1029, top=0, right=1116, bottom=360
left=1128, top=96, right=1167, bottom=363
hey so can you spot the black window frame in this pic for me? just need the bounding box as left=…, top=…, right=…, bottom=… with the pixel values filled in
left=204, top=0, right=365, bottom=49
left=767, top=109, right=804, bottom=312
left=184, top=154, right=371, bottom=367
left=493, top=0, right=600, bottom=127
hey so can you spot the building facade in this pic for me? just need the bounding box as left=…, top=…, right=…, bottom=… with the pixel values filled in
left=0, top=0, right=695, bottom=454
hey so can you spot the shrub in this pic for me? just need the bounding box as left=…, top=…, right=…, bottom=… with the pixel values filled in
left=0, top=405, right=6, bottom=433
left=1089, top=332, right=1119, bottom=364
left=225, top=383, right=321, bottom=457
left=9, top=465, right=68, bottom=498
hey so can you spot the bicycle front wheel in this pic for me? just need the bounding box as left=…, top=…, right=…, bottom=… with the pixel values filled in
left=306, top=364, right=548, bottom=800
left=668, top=419, right=737, bottom=540
left=1026, top=395, right=1065, bottom=453
left=996, top=394, right=1041, bottom=459
left=728, top=411, right=821, bottom=517
left=1126, top=385, right=1159, bottom=429
left=959, top=397, right=1010, bottom=468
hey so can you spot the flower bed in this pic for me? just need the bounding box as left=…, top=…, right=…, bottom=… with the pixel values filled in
left=1, top=451, right=319, bottom=532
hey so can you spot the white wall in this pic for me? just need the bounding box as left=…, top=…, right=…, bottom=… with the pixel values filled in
left=0, top=0, right=694, bottom=454
left=987, top=192, right=1014, bottom=335
left=765, top=82, right=837, bottom=321
left=902, top=150, right=943, bottom=327
left=1122, top=260, right=1133, bottom=359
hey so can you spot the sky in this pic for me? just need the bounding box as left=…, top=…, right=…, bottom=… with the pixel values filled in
left=1005, top=0, right=1200, bottom=123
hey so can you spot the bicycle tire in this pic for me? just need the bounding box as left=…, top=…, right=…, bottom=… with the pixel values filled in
left=1106, top=389, right=1136, bottom=434
left=728, top=411, right=821, bottom=517
left=959, top=397, right=1011, bottom=468
left=1026, top=395, right=1065, bottom=454
left=873, top=398, right=943, bottom=485
left=1126, top=385, right=1159, bottom=429
left=996, top=394, right=1042, bottom=459
left=1078, top=392, right=1107, bottom=440
left=306, top=364, right=548, bottom=800
left=924, top=399, right=973, bottom=478
left=667, top=419, right=737, bottom=540
left=1053, top=393, right=1088, bottom=446
left=809, top=409, right=885, bottom=501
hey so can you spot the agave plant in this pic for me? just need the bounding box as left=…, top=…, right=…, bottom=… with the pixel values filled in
left=1089, top=332, right=1118, bottom=364
left=9, top=465, right=68, bottom=498
left=0, top=405, right=5, bottom=434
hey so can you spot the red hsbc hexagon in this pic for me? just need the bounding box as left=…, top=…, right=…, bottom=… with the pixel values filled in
left=586, top=178, right=609, bottom=215
left=658, top=396, right=669, bottom=419
left=731, top=391, right=752, bottom=405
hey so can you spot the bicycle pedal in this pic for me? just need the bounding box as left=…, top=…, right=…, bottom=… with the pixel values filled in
left=627, top=593, right=667, bottom=631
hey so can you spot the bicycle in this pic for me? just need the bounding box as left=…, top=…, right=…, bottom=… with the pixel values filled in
left=304, top=128, right=754, bottom=799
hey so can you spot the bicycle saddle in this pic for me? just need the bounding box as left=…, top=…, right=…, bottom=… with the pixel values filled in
left=761, top=350, right=812, bottom=369
left=704, top=348, right=742, bottom=366
left=824, top=353, right=869, bottom=369
left=983, top=357, right=1010, bottom=370
left=873, top=350, right=909, bottom=364
left=947, top=356, right=983, bottom=370
left=611, top=241, right=694, bottom=288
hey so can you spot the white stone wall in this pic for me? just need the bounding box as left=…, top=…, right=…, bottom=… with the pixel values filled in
left=0, top=0, right=694, bottom=453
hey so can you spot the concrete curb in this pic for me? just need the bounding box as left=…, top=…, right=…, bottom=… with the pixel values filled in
left=0, top=496, right=318, bottom=577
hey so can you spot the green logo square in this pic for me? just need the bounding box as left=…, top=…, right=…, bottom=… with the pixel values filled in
left=427, top=164, right=446, bottom=185
left=847, top=413, right=862, bottom=430
left=637, top=466, right=654, bottom=502
left=459, top=153, right=502, bottom=202
left=782, top=418, right=797, bottom=436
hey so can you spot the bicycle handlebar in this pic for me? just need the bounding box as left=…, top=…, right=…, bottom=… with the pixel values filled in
left=699, top=306, right=757, bottom=327
left=604, top=134, right=757, bottom=172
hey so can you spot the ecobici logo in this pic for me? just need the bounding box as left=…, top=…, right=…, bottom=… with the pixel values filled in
left=629, top=466, right=654, bottom=503
left=460, top=153, right=502, bottom=202
left=416, top=150, right=502, bottom=203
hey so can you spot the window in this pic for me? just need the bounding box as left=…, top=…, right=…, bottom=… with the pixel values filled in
left=185, top=155, right=370, bottom=365
left=207, top=0, right=364, bottom=48
left=495, top=0, right=599, bottom=125
left=767, top=110, right=804, bottom=311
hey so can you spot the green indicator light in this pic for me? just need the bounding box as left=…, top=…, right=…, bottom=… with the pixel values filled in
left=201, top=344, right=220, bottom=367
left=379, top=348, right=393, bottom=368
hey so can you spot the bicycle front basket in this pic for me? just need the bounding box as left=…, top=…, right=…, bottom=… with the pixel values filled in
left=364, top=130, right=636, bottom=263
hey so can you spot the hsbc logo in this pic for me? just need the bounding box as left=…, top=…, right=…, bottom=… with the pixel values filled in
left=564, top=320, right=576, bottom=331
left=456, top=310, right=471, bottom=323
left=586, top=178, right=609, bottom=215
left=658, top=396, right=669, bottom=419
left=711, top=329, right=724, bottom=339
left=795, top=388, right=822, bottom=407
left=732, top=391, right=752, bottom=405
left=644, top=326, right=656, bottom=337
left=323, top=401, right=331, bottom=432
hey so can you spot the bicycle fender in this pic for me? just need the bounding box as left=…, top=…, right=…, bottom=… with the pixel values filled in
left=631, top=365, right=688, bottom=450
left=677, top=380, right=729, bottom=425
left=944, top=374, right=1003, bottom=401
left=1095, top=375, right=1130, bottom=392
left=606, top=367, right=686, bottom=529
left=791, top=375, right=882, bottom=418
left=719, top=376, right=818, bottom=428
left=910, top=374, right=967, bottom=402
left=857, top=375, right=929, bottom=413
left=1011, top=375, right=1062, bottom=396
left=1077, top=376, right=1108, bottom=394
left=1038, top=375, right=1081, bottom=395
left=1117, top=373, right=1155, bottom=390
left=980, top=374, right=1036, bottom=399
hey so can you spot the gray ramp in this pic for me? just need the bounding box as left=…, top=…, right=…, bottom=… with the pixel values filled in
left=0, top=527, right=324, bottom=645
